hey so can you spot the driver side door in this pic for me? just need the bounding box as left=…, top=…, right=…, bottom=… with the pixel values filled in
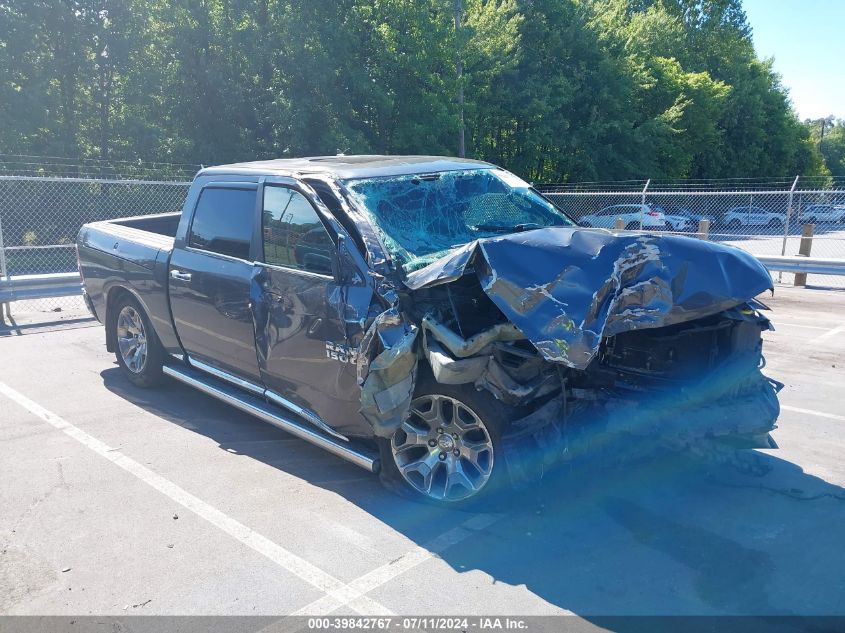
left=253, top=183, right=367, bottom=438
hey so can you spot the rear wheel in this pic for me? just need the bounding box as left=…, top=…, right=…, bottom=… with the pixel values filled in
left=112, top=296, right=164, bottom=388
left=767, top=218, right=782, bottom=229
left=379, top=377, right=514, bottom=506
left=625, top=221, right=640, bottom=230
left=727, top=218, right=741, bottom=231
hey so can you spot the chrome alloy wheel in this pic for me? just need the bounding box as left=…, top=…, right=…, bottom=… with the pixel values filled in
left=391, top=394, right=495, bottom=502
left=116, top=305, right=148, bottom=374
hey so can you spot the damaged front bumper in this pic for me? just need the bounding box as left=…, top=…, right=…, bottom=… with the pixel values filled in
left=499, top=366, right=782, bottom=486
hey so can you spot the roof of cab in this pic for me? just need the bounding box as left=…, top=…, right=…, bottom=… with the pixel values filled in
left=197, top=155, right=494, bottom=180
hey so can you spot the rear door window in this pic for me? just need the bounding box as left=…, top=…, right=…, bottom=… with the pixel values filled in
left=189, top=187, right=257, bottom=260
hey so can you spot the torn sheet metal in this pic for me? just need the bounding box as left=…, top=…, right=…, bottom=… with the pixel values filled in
left=421, top=321, right=560, bottom=404
left=404, top=227, right=773, bottom=369
left=357, top=307, right=419, bottom=437
left=423, top=337, right=489, bottom=385
left=421, top=314, right=524, bottom=358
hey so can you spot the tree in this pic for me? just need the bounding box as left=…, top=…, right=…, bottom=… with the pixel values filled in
left=0, top=0, right=832, bottom=182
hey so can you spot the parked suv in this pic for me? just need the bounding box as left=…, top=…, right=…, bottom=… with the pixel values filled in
left=722, top=206, right=784, bottom=231
left=800, top=204, right=845, bottom=225
left=579, top=204, right=667, bottom=230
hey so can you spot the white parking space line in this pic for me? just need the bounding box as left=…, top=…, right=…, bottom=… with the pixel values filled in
left=294, top=513, right=504, bottom=615
left=765, top=312, right=842, bottom=323
left=810, top=323, right=845, bottom=345
left=781, top=405, right=845, bottom=422
left=771, top=322, right=833, bottom=330
left=0, top=380, right=391, bottom=615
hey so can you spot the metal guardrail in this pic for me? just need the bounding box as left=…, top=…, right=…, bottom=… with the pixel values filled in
left=0, top=272, right=82, bottom=303
left=0, top=174, right=191, bottom=318
left=756, top=255, right=845, bottom=276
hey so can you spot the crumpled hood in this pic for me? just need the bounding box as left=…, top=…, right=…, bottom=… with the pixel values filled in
left=404, top=227, right=773, bottom=369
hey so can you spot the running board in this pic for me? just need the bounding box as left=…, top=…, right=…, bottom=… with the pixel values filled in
left=162, top=364, right=380, bottom=473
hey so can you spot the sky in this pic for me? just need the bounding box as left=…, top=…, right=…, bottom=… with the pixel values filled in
left=743, top=0, right=844, bottom=121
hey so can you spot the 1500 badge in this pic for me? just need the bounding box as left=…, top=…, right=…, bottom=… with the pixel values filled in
left=325, top=341, right=358, bottom=365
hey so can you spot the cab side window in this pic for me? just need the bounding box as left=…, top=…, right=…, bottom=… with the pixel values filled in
left=263, top=186, right=334, bottom=275
left=189, top=187, right=256, bottom=260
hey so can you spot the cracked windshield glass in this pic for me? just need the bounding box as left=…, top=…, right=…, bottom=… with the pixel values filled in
left=344, top=169, right=574, bottom=272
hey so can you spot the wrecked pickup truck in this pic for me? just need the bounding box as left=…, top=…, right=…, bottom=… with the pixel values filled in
left=76, top=156, right=780, bottom=505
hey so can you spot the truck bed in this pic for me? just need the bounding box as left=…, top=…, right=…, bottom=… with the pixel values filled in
left=76, top=212, right=181, bottom=350
left=81, top=212, right=179, bottom=265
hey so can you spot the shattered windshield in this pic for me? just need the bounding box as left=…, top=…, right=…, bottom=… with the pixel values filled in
left=344, top=168, right=574, bottom=272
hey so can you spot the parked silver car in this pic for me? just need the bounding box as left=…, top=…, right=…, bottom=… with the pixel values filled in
left=580, top=204, right=667, bottom=230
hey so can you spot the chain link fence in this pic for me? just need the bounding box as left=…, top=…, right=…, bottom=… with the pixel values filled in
left=0, top=175, right=190, bottom=320
left=539, top=180, right=845, bottom=287
left=2, top=172, right=843, bottom=326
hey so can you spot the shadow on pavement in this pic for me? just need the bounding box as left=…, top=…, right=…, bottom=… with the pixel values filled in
left=101, top=366, right=845, bottom=622
left=0, top=315, right=95, bottom=336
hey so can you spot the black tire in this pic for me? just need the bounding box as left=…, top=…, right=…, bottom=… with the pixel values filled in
left=727, top=219, right=741, bottom=231
left=767, top=218, right=782, bottom=229
left=111, top=295, right=165, bottom=388
left=378, top=374, right=521, bottom=508
left=625, top=221, right=639, bottom=230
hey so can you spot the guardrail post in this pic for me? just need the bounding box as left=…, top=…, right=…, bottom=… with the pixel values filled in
left=793, top=223, right=815, bottom=287
left=697, top=219, right=710, bottom=240
left=0, top=209, right=8, bottom=323
left=614, top=218, right=625, bottom=230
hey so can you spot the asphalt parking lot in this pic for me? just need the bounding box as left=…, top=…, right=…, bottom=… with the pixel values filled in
left=1, top=286, right=844, bottom=621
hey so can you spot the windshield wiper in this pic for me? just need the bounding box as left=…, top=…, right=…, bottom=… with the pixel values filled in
left=475, top=223, right=542, bottom=233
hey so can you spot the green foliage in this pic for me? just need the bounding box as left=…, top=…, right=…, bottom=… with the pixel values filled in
left=0, top=0, right=828, bottom=180
left=805, top=118, right=845, bottom=180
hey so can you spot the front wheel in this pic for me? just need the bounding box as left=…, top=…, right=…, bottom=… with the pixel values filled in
left=112, top=296, right=165, bottom=388
left=379, top=378, right=514, bottom=506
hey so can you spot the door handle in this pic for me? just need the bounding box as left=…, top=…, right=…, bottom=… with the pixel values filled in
left=170, top=270, right=193, bottom=282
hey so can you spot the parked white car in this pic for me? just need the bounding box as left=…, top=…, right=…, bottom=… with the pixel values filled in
left=722, top=206, right=784, bottom=230
left=663, top=213, right=696, bottom=232
left=580, top=204, right=667, bottom=230
left=800, top=204, right=845, bottom=225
